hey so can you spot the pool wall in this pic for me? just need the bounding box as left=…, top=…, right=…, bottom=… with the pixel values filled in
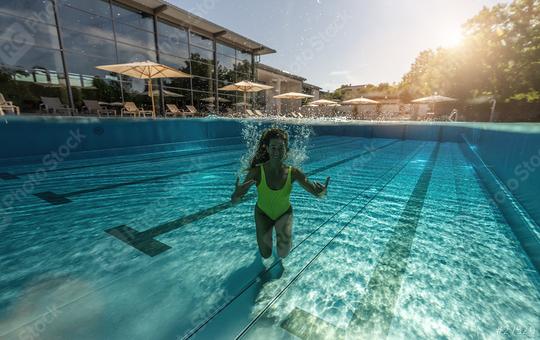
left=1, top=116, right=539, bottom=270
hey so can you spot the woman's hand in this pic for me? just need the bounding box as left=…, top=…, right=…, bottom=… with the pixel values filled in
left=314, top=177, right=330, bottom=198
left=231, top=177, right=256, bottom=203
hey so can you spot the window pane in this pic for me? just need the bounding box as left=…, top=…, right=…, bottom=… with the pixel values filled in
left=190, top=45, right=213, bottom=65
left=0, top=12, right=59, bottom=50
left=62, top=29, right=116, bottom=59
left=58, top=5, right=114, bottom=39
left=235, top=59, right=252, bottom=74
left=64, top=52, right=116, bottom=80
left=59, top=0, right=111, bottom=17
left=0, top=0, right=55, bottom=24
left=191, top=60, right=214, bottom=78
left=190, top=32, right=213, bottom=50
left=159, top=53, right=190, bottom=73
left=115, top=23, right=155, bottom=50
left=112, top=3, right=154, bottom=32
left=162, top=77, right=191, bottom=90
left=192, top=91, right=215, bottom=112
left=216, top=43, right=235, bottom=58
left=1, top=44, right=63, bottom=72
left=116, top=42, right=156, bottom=63
left=157, top=20, right=187, bottom=43
left=192, top=77, right=214, bottom=92
left=237, top=50, right=252, bottom=62
left=159, top=37, right=189, bottom=59
left=162, top=87, right=191, bottom=108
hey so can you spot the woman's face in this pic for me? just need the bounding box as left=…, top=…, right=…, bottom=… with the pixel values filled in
left=267, top=138, right=287, bottom=161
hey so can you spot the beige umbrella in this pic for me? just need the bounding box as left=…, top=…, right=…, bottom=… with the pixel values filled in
left=96, top=60, right=191, bottom=118
left=412, top=94, right=457, bottom=115
left=309, top=99, right=339, bottom=106
left=219, top=81, right=273, bottom=113
left=342, top=97, right=379, bottom=105
left=273, top=92, right=314, bottom=116
left=273, top=92, right=314, bottom=99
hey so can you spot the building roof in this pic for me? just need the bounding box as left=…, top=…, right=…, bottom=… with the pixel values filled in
left=116, top=0, right=276, bottom=55
left=303, top=82, right=322, bottom=90
left=256, top=63, right=306, bottom=81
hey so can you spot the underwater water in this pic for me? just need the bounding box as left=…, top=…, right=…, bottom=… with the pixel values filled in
left=0, top=124, right=539, bottom=339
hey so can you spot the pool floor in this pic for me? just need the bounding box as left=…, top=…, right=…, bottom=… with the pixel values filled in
left=0, top=136, right=539, bottom=339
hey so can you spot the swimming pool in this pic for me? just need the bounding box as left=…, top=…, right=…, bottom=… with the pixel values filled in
left=0, top=117, right=539, bottom=339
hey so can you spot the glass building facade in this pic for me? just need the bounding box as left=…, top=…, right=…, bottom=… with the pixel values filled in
left=0, top=0, right=260, bottom=115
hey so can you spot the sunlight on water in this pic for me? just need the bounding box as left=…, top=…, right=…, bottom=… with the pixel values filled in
left=237, top=122, right=314, bottom=177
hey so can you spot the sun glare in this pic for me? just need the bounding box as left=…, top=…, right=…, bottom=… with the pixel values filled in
left=439, top=28, right=463, bottom=47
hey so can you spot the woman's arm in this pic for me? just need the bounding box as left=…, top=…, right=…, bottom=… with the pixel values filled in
left=231, top=167, right=258, bottom=204
left=292, top=167, right=330, bottom=198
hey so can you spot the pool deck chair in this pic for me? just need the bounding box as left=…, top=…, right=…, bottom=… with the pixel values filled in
left=245, top=109, right=258, bottom=118
left=0, top=93, right=20, bottom=115
left=186, top=105, right=203, bottom=117
left=82, top=100, right=115, bottom=117
left=121, top=102, right=152, bottom=118
left=40, top=97, right=76, bottom=115
left=254, top=109, right=265, bottom=117
left=165, top=104, right=190, bottom=118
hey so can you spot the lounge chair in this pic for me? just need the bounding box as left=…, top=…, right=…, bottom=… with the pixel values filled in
left=0, top=93, right=20, bottom=115
left=40, top=97, right=76, bottom=115
left=121, top=102, right=152, bottom=117
left=82, top=100, right=115, bottom=117
left=165, top=104, right=191, bottom=118
left=186, top=105, right=204, bottom=117
left=245, top=109, right=258, bottom=118
left=254, top=110, right=265, bottom=117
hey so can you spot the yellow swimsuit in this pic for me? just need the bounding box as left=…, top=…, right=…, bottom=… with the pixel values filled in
left=256, top=165, right=292, bottom=220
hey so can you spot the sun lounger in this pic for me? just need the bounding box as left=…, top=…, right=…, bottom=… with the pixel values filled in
left=0, top=93, right=20, bottom=114
left=40, top=96, right=76, bottom=115
left=82, top=100, right=115, bottom=117
left=245, top=109, right=258, bottom=118
left=254, top=110, right=265, bottom=117
left=121, top=102, right=152, bottom=117
left=165, top=104, right=191, bottom=118
left=186, top=105, right=205, bottom=117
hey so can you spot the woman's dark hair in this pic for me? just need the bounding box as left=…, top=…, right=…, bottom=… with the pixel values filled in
left=250, top=128, right=289, bottom=168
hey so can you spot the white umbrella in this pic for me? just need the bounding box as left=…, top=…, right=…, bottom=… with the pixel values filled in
left=273, top=92, right=314, bottom=99
left=309, top=99, right=339, bottom=106
left=342, top=97, right=379, bottom=105
left=411, top=95, right=457, bottom=103
left=219, top=81, right=273, bottom=113
left=96, top=60, right=191, bottom=118
left=412, top=95, right=457, bottom=115
left=273, top=92, right=314, bottom=116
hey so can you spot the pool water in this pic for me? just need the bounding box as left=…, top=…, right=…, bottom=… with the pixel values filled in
left=0, top=135, right=539, bottom=339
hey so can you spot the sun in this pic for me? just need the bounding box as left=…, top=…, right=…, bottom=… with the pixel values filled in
left=439, top=28, right=463, bottom=47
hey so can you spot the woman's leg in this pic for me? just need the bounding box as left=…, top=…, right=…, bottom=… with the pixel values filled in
left=274, top=207, right=293, bottom=258
left=255, top=205, right=274, bottom=258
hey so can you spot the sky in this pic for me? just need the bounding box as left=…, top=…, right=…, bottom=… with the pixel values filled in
left=170, top=0, right=507, bottom=91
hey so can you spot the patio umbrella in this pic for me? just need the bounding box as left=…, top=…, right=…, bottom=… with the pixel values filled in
left=96, top=60, right=191, bottom=118
left=412, top=95, right=457, bottom=115
left=273, top=92, right=314, bottom=116
left=273, top=92, right=314, bottom=99
left=219, top=81, right=273, bottom=113
left=309, top=99, right=339, bottom=106
left=342, top=97, right=379, bottom=105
